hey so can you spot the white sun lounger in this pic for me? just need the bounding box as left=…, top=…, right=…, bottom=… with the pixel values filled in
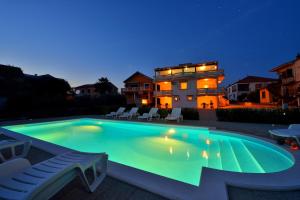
left=119, top=107, right=139, bottom=119
left=165, top=108, right=183, bottom=123
left=269, top=124, right=300, bottom=145
left=0, top=137, right=31, bottom=162
left=0, top=151, right=108, bottom=200
left=138, top=108, right=159, bottom=121
left=105, top=107, right=125, bottom=118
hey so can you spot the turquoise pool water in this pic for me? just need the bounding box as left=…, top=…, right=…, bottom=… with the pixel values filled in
left=3, top=118, right=294, bottom=186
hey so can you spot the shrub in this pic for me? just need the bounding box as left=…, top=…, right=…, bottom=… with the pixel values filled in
left=138, top=107, right=151, bottom=115
left=158, top=109, right=170, bottom=118
left=182, top=108, right=199, bottom=120
left=216, top=108, right=300, bottom=124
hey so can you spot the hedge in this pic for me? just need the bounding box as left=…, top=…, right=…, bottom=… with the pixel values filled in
left=216, top=108, right=300, bottom=124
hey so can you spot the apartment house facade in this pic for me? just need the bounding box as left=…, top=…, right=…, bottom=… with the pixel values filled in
left=271, top=55, right=300, bottom=107
left=121, top=71, right=154, bottom=106
left=154, top=62, right=226, bottom=109
left=226, top=76, right=278, bottom=101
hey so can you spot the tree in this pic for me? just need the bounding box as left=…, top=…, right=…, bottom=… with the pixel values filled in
left=247, top=90, right=260, bottom=103
left=95, top=77, right=114, bottom=95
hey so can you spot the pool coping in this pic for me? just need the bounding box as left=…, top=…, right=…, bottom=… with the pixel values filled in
left=1, top=116, right=300, bottom=200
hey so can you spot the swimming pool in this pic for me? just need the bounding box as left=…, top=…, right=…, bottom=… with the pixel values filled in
left=3, top=118, right=294, bottom=186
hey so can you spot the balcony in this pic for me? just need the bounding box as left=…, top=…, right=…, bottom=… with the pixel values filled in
left=154, top=69, right=224, bottom=81
left=154, top=90, right=173, bottom=96
left=121, top=87, right=152, bottom=93
left=197, top=88, right=224, bottom=95
left=281, top=77, right=295, bottom=85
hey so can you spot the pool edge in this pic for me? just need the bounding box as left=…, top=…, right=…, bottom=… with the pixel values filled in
left=1, top=117, right=300, bottom=200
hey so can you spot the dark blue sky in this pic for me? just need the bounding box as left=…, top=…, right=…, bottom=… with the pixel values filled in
left=0, top=0, right=299, bottom=88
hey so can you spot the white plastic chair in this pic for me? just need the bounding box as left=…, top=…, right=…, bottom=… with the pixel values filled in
left=165, top=108, right=183, bottom=122
left=119, top=107, right=139, bottom=119
left=269, top=124, right=300, bottom=145
left=105, top=107, right=125, bottom=118
left=138, top=108, right=159, bottom=121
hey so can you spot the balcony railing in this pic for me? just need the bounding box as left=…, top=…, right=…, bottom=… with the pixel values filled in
left=154, top=90, right=173, bottom=96
left=281, top=77, right=295, bottom=85
left=154, top=69, right=224, bottom=81
left=197, top=88, right=224, bottom=95
left=121, top=87, right=152, bottom=93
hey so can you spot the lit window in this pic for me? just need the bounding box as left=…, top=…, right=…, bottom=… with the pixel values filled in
left=184, top=66, right=195, bottom=73
left=197, top=78, right=217, bottom=89
left=142, top=99, right=148, bottom=104
left=174, top=96, right=180, bottom=101
left=198, top=66, right=206, bottom=71
left=180, top=82, right=188, bottom=90
left=196, top=65, right=217, bottom=72
left=172, top=68, right=183, bottom=74
left=187, top=95, right=193, bottom=101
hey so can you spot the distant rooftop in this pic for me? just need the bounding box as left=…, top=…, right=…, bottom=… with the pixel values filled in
left=123, top=71, right=153, bottom=83
left=74, top=82, right=118, bottom=90
left=233, top=76, right=278, bottom=85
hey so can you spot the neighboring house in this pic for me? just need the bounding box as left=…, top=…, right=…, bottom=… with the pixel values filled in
left=154, top=61, right=227, bottom=109
left=121, top=71, right=154, bottom=106
left=74, top=83, right=118, bottom=97
left=270, top=54, right=300, bottom=107
left=74, top=84, right=98, bottom=97
left=259, top=82, right=281, bottom=104
left=226, top=76, right=278, bottom=101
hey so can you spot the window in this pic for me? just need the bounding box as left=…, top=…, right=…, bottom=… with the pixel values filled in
left=232, top=85, right=237, bottom=92
left=286, top=69, right=293, bottom=77
left=144, top=83, right=150, bottom=89
left=157, top=82, right=172, bottom=90
left=187, top=95, right=193, bottom=101
left=196, top=65, right=217, bottom=72
left=180, top=82, right=188, bottom=90
left=197, top=78, right=217, bottom=89
left=87, top=89, right=91, bottom=93
left=157, top=69, right=171, bottom=76
left=262, top=91, right=266, bottom=99
left=142, top=99, right=148, bottom=105
left=255, top=84, right=262, bottom=89
left=238, top=84, right=249, bottom=91
left=174, top=96, right=180, bottom=101
left=172, top=68, right=183, bottom=74
left=184, top=67, right=195, bottom=73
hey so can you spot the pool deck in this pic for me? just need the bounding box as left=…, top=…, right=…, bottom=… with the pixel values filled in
left=1, top=116, right=300, bottom=200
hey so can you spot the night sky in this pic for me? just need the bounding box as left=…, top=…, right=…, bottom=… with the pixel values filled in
left=0, top=0, right=299, bottom=89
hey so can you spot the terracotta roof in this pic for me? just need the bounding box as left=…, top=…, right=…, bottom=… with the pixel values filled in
left=270, top=54, right=300, bottom=72
left=123, top=71, right=153, bottom=83
left=154, top=61, right=218, bottom=71
left=234, top=76, right=278, bottom=84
